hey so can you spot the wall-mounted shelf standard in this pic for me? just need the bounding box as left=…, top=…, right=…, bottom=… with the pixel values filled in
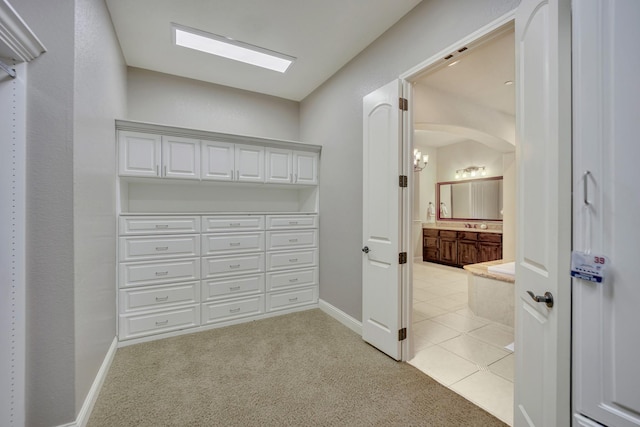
left=115, top=121, right=321, bottom=345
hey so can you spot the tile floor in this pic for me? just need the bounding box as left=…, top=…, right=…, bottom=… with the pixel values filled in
left=409, top=261, right=515, bottom=426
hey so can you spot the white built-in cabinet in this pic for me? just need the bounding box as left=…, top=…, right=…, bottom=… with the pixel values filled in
left=119, top=131, right=200, bottom=179
left=265, top=148, right=318, bottom=185
left=115, top=121, right=321, bottom=344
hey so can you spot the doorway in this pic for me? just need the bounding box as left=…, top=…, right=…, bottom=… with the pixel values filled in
left=405, top=22, right=516, bottom=425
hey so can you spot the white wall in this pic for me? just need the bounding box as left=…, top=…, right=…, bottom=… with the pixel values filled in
left=300, top=0, right=520, bottom=321
left=12, top=0, right=77, bottom=424
left=436, top=140, right=505, bottom=182
left=73, top=0, right=126, bottom=414
left=502, top=153, right=516, bottom=260
left=127, top=68, right=300, bottom=141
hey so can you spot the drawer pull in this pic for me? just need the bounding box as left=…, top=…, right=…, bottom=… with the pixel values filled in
left=289, top=297, right=298, bottom=302
left=155, top=271, right=169, bottom=276
left=155, top=296, right=169, bottom=302
left=229, top=264, right=241, bottom=269
left=288, top=239, right=298, bottom=243
left=229, top=223, right=241, bottom=227
left=229, top=242, right=241, bottom=247
left=229, top=307, right=241, bottom=313
left=229, top=286, right=241, bottom=291
left=289, top=278, right=299, bottom=282
left=155, top=246, right=169, bottom=251
left=289, top=221, right=299, bottom=225
left=289, top=258, right=298, bottom=263
left=155, top=320, right=169, bottom=326
left=155, top=224, right=169, bottom=229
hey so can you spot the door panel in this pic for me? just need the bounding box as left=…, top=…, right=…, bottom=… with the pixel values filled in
left=201, top=141, right=234, bottom=181
left=235, top=144, right=265, bottom=182
left=572, top=1, right=640, bottom=426
left=514, top=0, right=572, bottom=425
left=362, top=80, right=403, bottom=360
left=162, top=136, right=200, bottom=179
left=118, top=131, right=161, bottom=177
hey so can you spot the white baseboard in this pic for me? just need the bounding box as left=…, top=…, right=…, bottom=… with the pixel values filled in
left=318, top=299, right=362, bottom=335
left=57, top=337, right=118, bottom=427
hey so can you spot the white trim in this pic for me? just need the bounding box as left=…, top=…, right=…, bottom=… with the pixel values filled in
left=55, top=337, right=118, bottom=427
left=318, top=299, right=362, bottom=335
left=573, top=413, right=605, bottom=427
left=0, top=0, right=46, bottom=62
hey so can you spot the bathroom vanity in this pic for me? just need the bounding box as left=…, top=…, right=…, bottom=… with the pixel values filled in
left=422, top=226, right=502, bottom=268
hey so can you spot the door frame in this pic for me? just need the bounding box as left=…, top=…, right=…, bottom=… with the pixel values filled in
left=398, top=10, right=517, bottom=362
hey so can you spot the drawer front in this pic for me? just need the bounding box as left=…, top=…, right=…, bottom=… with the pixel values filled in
left=266, top=230, right=318, bottom=251
left=457, top=231, right=478, bottom=241
left=266, top=215, right=318, bottom=230
left=202, top=215, right=264, bottom=233
left=267, top=249, right=318, bottom=271
left=201, top=295, right=264, bottom=324
left=202, top=253, right=265, bottom=278
left=423, top=228, right=438, bottom=237
left=119, top=216, right=200, bottom=235
left=479, top=232, right=502, bottom=243
left=119, top=282, right=200, bottom=313
left=119, top=235, right=200, bottom=261
left=202, top=274, right=265, bottom=301
left=440, top=230, right=457, bottom=239
left=119, top=305, right=200, bottom=340
left=119, top=258, right=200, bottom=288
left=266, top=268, right=318, bottom=292
left=202, top=232, right=265, bottom=255
left=267, top=287, right=318, bottom=312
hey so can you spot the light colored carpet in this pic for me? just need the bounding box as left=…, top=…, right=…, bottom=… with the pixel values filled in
left=88, top=309, right=507, bottom=426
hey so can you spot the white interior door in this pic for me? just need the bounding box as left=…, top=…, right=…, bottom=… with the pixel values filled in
left=572, top=1, right=640, bottom=426
left=514, top=0, right=572, bottom=426
left=362, top=79, right=404, bottom=360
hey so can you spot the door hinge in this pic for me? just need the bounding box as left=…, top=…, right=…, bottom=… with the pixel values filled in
left=399, top=252, right=407, bottom=264
left=399, top=175, right=408, bottom=187
left=399, top=97, right=408, bottom=111
left=398, top=327, right=407, bottom=341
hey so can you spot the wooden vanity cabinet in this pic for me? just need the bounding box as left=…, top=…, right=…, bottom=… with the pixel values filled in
left=422, top=228, right=502, bottom=268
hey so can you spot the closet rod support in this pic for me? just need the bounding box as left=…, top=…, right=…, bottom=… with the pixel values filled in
left=0, top=59, right=16, bottom=78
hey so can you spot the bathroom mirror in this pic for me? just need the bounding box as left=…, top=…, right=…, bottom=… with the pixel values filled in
left=437, top=177, right=503, bottom=221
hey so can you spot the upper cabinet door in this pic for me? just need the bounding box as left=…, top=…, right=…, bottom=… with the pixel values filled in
left=161, top=136, right=200, bottom=180
left=293, top=151, right=318, bottom=185
left=201, top=141, right=234, bottom=181
left=235, top=144, right=264, bottom=183
left=265, top=148, right=293, bottom=184
left=118, top=131, right=161, bottom=177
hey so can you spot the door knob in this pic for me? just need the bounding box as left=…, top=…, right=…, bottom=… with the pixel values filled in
left=362, top=246, right=370, bottom=254
left=526, top=291, right=554, bottom=308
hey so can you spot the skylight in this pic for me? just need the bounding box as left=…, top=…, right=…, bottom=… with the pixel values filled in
left=172, top=23, right=295, bottom=73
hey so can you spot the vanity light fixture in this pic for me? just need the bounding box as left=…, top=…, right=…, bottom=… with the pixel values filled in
left=447, top=60, right=460, bottom=67
left=455, top=166, right=487, bottom=179
left=172, top=23, right=295, bottom=73
left=504, top=80, right=514, bottom=85
left=413, top=149, right=429, bottom=172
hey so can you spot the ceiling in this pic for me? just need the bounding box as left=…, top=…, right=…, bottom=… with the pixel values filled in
left=105, top=0, right=422, bottom=101
left=414, top=26, right=515, bottom=116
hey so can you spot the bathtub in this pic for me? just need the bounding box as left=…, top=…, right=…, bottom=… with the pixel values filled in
left=463, top=260, right=515, bottom=328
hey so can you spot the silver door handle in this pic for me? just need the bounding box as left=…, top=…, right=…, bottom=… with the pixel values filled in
left=527, top=291, right=554, bottom=308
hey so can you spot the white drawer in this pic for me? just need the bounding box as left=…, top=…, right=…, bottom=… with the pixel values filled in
left=119, top=281, right=200, bottom=313
left=201, top=295, right=264, bottom=324
left=201, top=253, right=265, bottom=278
left=119, top=216, right=200, bottom=235
left=266, top=268, right=318, bottom=292
left=202, top=274, right=265, bottom=301
left=267, top=249, right=317, bottom=271
left=119, top=304, right=200, bottom=340
left=266, top=230, right=317, bottom=251
left=202, top=232, right=265, bottom=255
left=119, top=258, right=200, bottom=288
left=266, top=215, right=317, bottom=230
left=202, top=215, right=264, bottom=232
left=267, top=287, right=318, bottom=312
left=119, top=235, right=200, bottom=261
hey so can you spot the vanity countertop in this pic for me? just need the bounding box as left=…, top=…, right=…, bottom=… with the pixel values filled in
left=422, top=224, right=502, bottom=234
left=463, top=260, right=515, bottom=283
